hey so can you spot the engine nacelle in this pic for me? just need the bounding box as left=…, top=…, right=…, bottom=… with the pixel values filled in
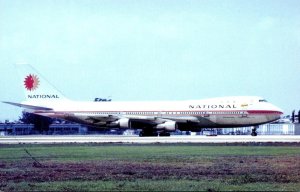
left=155, top=121, right=177, bottom=132
left=108, top=118, right=130, bottom=128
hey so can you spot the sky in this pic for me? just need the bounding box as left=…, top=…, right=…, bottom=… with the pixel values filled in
left=0, top=0, right=300, bottom=121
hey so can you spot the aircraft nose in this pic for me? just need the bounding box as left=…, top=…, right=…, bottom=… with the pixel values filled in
left=272, top=104, right=284, bottom=115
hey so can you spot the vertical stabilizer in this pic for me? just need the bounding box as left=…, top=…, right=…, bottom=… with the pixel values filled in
left=16, top=64, right=69, bottom=102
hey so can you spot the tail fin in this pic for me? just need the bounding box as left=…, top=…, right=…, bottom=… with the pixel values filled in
left=16, top=63, right=69, bottom=102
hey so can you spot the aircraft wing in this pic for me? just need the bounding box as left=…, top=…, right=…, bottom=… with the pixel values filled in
left=64, top=112, right=200, bottom=129
left=68, top=113, right=157, bottom=124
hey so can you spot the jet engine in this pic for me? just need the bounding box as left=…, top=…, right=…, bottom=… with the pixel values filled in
left=108, top=118, right=130, bottom=128
left=155, top=121, right=177, bottom=131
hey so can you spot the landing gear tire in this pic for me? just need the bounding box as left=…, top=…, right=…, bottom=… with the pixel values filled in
left=159, top=132, right=170, bottom=137
left=139, top=132, right=158, bottom=137
left=251, top=127, right=258, bottom=136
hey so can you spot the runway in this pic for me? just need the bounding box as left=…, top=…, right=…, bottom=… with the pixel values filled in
left=1, top=135, right=300, bottom=144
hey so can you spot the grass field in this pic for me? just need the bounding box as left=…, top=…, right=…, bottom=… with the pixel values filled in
left=0, top=143, right=300, bottom=191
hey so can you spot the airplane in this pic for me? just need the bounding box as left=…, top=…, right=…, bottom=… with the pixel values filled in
left=3, top=64, right=283, bottom=137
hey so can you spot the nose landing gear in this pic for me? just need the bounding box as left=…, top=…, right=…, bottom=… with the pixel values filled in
left=251, top=126, right=258, bottom=136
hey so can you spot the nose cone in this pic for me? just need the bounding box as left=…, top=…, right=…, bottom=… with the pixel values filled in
left=271, top=104, right=284, bottom=115
left=269, top=104, right=284, bottom=122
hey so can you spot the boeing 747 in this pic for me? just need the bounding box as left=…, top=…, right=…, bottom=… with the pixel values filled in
left=3, top=64, right=283, bottom=136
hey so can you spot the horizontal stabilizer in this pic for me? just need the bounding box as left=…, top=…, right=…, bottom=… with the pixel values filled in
left=2, top=101, right=53, bottom=111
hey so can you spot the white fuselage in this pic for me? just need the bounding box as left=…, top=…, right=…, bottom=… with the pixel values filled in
left=26, top=96, right=283, bottom=129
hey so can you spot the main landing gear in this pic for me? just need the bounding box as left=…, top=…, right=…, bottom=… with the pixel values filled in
left=139, top=131, right=170, bottom=137
left=159, top=132, right=171, bottom=137
left=139, top=131, right=158, bottom=137
left=251, top=126, right=258, bottom=136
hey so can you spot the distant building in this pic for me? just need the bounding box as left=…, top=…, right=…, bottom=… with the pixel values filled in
left=1, top=122, right=299, bottom=136
left=220, top=123, right=296, bottom=135
left=0, top=123, right=34, bottom=135
left=0, top=123, right=85, bottom=135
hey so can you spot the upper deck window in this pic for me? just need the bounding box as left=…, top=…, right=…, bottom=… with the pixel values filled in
left=259, top=99, right=268, bottom=102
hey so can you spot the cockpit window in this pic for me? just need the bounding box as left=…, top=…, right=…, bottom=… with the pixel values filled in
left=259, top=99, right=268, bottom=102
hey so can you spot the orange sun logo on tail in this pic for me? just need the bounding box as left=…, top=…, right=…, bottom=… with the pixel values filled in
left=24, top=74, right=39, bottom=91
